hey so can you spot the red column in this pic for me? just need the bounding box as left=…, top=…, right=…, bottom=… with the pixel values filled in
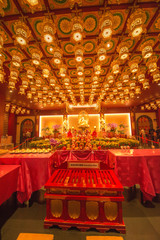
left=157, top=108, right=160, bottom=128
left=0, top=94, right=5, bottom=138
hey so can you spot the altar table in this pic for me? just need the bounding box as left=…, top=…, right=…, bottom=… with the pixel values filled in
left=52, top=150, right=108, bottom=167
left=0, top=165, right=20, bottom=205
left=0, top=153, right=54, bottom=203
left=108, top=149, right=160, bottom=200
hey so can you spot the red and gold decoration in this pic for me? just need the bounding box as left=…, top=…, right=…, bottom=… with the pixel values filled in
left=11, top=49, right=23, bottom=68
left=21, top=0, right=42, bottom=13
left=140, top=39, right=154, bottom=59
left=13, top=20, right=31, bottom=47
left=71, top=16, right=84, bottom=43
left=117, top=41, right=129, bottom=60
left=99, top=11, right=114, bottom=40
left=40, top=18, right=56, bottom=44
left=30, top=47, right=42, bottom=66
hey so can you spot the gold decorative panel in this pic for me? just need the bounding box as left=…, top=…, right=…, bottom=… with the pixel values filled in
left=104, top=202, right=118, bottom=221
left=51, top=200, right=62, bottom=218
left=86, top=201, right=99, bottom=220
left=68, top=201, right=80, bottom=219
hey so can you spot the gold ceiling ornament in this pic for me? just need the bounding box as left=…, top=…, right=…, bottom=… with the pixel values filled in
left=93, top=61, right=101, bottom=75
left=74, top=44, right=84, bottom=63
left=13, top=20, right=31, bottom=47
left=130, top=91, right=135, bottom=98
left=117, top=41, right=129, bottom=60
left=30, top=85, right=37, bottom=94
left=52, top=46, right=63, bottom=65
left=0, top=67, right=5, bottom=83
left=37, top=91, right=43, bottom=98
left=0, top=30, right=7, bottom=49
left=78, top=77, right=84, bottom=85
left=107, top=73, right=114, bottom=84
left=92, top=75, right=99, bottom=85
left=69, top=0, right=82, bottom=9
left=71, top=16, right=84, bottom=43
left=97, top=42, right=107, bottom=62
left=155, top=18, right=160, bottom=41
left=42, top=64, right=50, bottom=78
left=10, top=65, right=19, bottom=80
left=99, top=11, right=114, bottom=40
left=15, top=106, right=22, bottom=114
left=124, top=87, right=129, bottom=95
left=43, top=85, right=49, bottom=94
left=21, top=76, right=29, bottom=88
left=145, top=55, right=158, bottom=73
left=111, top=59, right=120, bottom=74
left=117, top=81, right=122, bottom=90
left=128, top=59, right=139, bottom=73
left=0, top=0, right=7, bottom=17
left=26, top=64, right=35, bottom=79
left=152, top=70, right=160, bottom=83
left=21, top=0, right=42, bottom=13
left=59, top=64, right=67, bottom=77
left=40, top=17, right=56, bottom=44
left=104, top=82, right=109, bottom=90
left=76, top=62, right=84, bottom=76
left=10, top=105, right=16, bottom=113
left=143, top=80, right=150, bottom=89
left=11, top=49, right=23, bottom=68
left=137, top=68, right=146, bottom=82
left=140, top=39, right=154, bottom=59
left=30, top=47, right=42, bottom=66
left=127, top=8, right=146, bottom=39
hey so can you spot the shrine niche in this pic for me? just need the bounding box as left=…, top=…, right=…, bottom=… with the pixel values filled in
left=136, top=115, right=153, bottom=135
left=20, top=119, right=35, bottom=143
left=78, top=111, right=89, bottom=130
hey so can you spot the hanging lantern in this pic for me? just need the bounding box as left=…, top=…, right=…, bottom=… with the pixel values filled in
left=26, top=65, right=35, bottom=79
left=107, top=73, right=114, bottom=84
left=119, top=92, right=124, bottom=98
left=128, top=59, right=139, bottom=73
left=13, top=20, right=31, bottom=47
left=121, top=73, right=130, bottom=83
left=140, top=39, right=154, bottom=59
left=37, top=91, right=42, bottom=98
left=30, top=47, right=42, bottom=66
left=93, top=61, right=101, bottom=75
left=50, top=76, right=56, bottom=86
left=130, top=92, right=134, bottom=98
left=19, top=86, right=25, bottom=95
left=0, top=52, right=5, bottom=67
left=135, top=86, right=141, bottom=94
left=42, top=64, right=50, bottom=78
left=55, top=85, right=60, bottom=93
left=113, top=88, right=118, bottom=95
left=10, top=66, right=19, bottom=80
left=127, top=9, right=146, bottom=39
left=99, top=11, right=114, bottom=39
left=111, top=60, right=120, bottom=74
left=31, top=86, right=36, bottom=94
left=63, top=77, right=70, bottom=86
left=143, top=80, right=150, bottom=89
left=0, top=67, right=5, bottom=83
left=104, top=82, right=109, bottom=91
left=22, top=0, right=42, bottom=13
left=27, top=91, right=32, bottom=99
left=71, top=16, right=84, bottom=43
left=41, top=18, right=56, bottom=43
left=117, top=82, right=122, bottom=90
left=59, top=64, right=67, bottom=77
left=92, top=75, right=98, bottom=85
left=97, top=42, right=107, bottom=62
left=124, top=88, right=129, bottom=95
left=130, top=81, right=136, bottom=90
left=152, top=70, right=160, bottom=83
left=43, top=86, right=48, bottom=94
left=137, top=68, right=146, bottom=82
left=35, top=76, right=42, bottom=87
left=146, top=55, right=157, bottom=73
left=117, top=41, right=129, bottom=60
left=21, top=78, right=29, bottom=89
left=75, top=44, right=84, bottom=62
left=52, top=47, right=63, bottom=65
left=8, top=78, right=16, bottom=90
left=0, top=30, right=7, bottom=49
left=77, top=63, right=84, bottom=76
left=11, top=49, right=23, bottom=68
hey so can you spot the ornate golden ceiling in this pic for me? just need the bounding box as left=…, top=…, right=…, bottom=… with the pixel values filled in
left=0, top=0, right=160, bottom=110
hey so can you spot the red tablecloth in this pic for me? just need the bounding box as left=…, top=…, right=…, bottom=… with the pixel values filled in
left=108, top=149, right=160, bottom=200
left=52, top=150, right=108, bottom=167
left=0, top=165, right=20, bottom=205
left=0, top=153, right=54, bottom=203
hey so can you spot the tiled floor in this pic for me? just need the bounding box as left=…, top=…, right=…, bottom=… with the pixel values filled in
left=1, top=196, right=160, bottom=240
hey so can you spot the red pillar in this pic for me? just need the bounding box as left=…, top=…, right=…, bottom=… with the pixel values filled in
left=157, top=108, right=160, bottom=128
left=0, top=94, right=5, bottom=138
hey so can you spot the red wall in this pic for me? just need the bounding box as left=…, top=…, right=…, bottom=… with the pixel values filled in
left=8, top=113, right=16, bottom=144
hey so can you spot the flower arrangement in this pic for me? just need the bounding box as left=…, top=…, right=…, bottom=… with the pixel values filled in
left=52, top=124, right=61, bottom=133
left=107, top=123, right=118, bottom=132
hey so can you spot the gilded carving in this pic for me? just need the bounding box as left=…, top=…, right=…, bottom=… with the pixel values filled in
left=86, top=201, right=99, bottom=220
left=104, top=201, right=118, bottom=221
left=51, top=200, right=63, bottom=218
left=68, top=201, right=80, bottom=219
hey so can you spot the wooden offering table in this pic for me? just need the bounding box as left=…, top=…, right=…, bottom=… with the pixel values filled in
left=44, top=162, right=126, bottom=233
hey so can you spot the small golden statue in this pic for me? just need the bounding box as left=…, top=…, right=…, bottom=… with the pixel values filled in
left=78, top=111, right=89, bottom=129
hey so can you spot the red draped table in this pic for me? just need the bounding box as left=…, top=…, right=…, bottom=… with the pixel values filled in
left=0, top=153, right=54, bottom=203
left=108, top=149, right=160, bottom=200
left=0, top=165, right=20, bottom=205
left=52, top=150, right=108, bottom=167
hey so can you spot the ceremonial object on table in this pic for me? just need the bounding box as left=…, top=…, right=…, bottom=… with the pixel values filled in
left=44, top=162, right=126, bottom=233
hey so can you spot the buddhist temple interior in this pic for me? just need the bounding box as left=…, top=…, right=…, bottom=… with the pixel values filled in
left=0, top=1, right=160, bottom=240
